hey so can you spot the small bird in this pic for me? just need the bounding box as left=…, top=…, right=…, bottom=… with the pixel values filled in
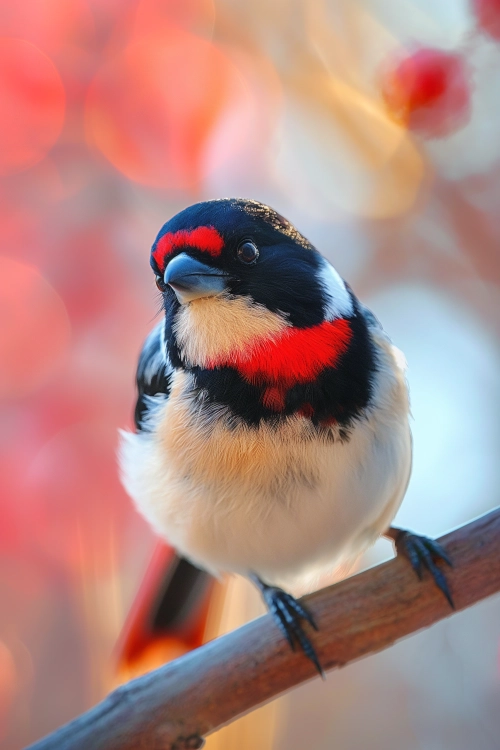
left=119, top=198, right=452, bottom=675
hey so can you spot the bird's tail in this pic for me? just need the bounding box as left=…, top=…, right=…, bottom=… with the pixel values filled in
left=115, top=542, right=216, bottom=680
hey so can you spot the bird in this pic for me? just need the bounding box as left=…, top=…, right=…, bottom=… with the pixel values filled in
left=119, top=197, right=452, bottom=676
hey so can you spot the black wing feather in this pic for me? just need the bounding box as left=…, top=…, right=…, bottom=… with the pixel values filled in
left=134, top=322, right=172, bottom=430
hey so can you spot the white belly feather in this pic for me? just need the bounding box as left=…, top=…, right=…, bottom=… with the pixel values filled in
left=119, top=330, right=411, bottom=590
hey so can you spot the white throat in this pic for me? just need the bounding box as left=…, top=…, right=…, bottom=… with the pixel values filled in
left=172, top=293, right=290, bottom=368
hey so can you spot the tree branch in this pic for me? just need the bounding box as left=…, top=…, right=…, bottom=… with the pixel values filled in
left=27, top=508, right=500, bottom=750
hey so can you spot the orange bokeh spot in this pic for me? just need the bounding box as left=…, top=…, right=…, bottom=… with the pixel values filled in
left=85, top=29, right=248, bottom=190
left=0, top=38, right=65, bottom=175
left=0, top=257, right=70, bottom=399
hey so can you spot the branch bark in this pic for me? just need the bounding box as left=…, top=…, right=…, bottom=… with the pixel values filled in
left=27, top=508, right=500, bottom=750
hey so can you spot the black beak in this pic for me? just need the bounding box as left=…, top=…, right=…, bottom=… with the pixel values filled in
left=164, top=252, right=228, bottom=303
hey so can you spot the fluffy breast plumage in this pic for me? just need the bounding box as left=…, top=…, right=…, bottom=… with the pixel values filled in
left=119, top=326, right=411, bottom=590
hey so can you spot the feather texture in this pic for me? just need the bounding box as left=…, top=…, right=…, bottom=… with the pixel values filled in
left=120, top=322, right=410, bottom=591
left=120, top=199, right=412, bottom=594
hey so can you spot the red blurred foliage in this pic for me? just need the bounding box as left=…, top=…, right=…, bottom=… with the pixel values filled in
left=381, top=48, right=472, bottom=139
left=0, top=257, right=71, bottom=399
left=85, top=28, right=248, bottom=190
left=0, top=39, right=65, bottom=175
left=472, top=0, right=500, bottom=40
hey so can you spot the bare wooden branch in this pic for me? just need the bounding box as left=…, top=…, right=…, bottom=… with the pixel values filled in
left=27, top=508, right=500, bottom=750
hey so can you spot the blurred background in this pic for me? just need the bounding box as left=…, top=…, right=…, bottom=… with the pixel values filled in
left=1, top=0, right=499, bottom=748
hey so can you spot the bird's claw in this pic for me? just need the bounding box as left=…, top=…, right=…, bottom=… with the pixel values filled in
left=394, top=530, right=454, bottom=609
left=257, top=580, right=323, bottom=677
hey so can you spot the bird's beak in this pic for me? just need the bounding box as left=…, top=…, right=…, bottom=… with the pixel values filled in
left=164, top=252, right=229, bottom=304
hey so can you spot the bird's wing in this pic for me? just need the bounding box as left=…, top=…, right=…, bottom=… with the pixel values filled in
left=115, top=541, right=216, bottom=677
left=118, top=321, right=216, bottom=676
left=358, top=301, right=382, bottom=331
left=134, top=321, right=173, bottom=430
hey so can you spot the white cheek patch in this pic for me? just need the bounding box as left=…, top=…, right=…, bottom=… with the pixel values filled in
left=317, top=259, right=353, bottom=321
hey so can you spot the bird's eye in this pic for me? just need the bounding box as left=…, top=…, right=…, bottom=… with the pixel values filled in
left=155, top=274, right=166, bottom=292
left=236, top=240, right=259, bottom=265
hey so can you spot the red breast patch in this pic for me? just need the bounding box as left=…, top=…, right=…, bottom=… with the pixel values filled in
left=152, top=226, right=224, bottom=271
left=208, top=318, right=352, bottom=403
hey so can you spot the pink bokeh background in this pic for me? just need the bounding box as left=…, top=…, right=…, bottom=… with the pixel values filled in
left=1, top=1, right=499, bottom=748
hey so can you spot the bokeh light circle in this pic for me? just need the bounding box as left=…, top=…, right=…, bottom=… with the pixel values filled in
left=381, top=47, right=472, bottom=139
left=0, top=38, right=65, bottom=175
left=85, top=29, right=248, bottom=190
left=0, top=257, right=71, bottom=399
left=275, top=87, right=425, bottom=220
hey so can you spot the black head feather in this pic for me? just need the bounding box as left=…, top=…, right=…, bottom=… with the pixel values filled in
left=150, top=199, right=377, bottom=430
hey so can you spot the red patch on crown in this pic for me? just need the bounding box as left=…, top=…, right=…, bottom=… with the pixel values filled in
left=152, top=226, right=224, bottom=271
left=208, top=318, right=352, bottom=410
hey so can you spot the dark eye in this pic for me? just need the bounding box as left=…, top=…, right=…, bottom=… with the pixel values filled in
left=236, top=240, right=259, bottom=265
left=155, top=274, right=166, bottom=292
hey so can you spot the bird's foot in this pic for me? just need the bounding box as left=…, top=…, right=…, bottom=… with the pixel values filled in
left=386, top=528, right=454, bottom=608
left=250, top=574, right=323, bottom=677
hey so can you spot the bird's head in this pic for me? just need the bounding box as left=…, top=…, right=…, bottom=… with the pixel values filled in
left=150, top=198, right=374, bottom=425
left=151, top=198, right=354, bottom=362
